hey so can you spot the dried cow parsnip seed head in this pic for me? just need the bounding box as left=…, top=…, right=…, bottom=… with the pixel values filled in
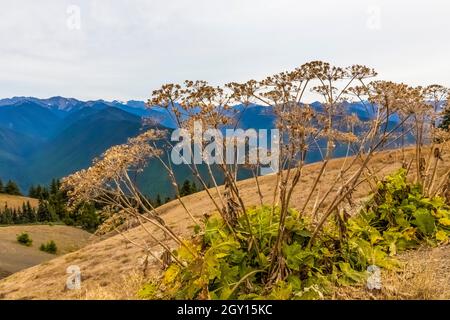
left=62, top=129, right=165, bottom=207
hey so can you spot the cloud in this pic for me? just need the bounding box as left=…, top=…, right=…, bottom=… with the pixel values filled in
left=0, top=0, right=449, bottom=101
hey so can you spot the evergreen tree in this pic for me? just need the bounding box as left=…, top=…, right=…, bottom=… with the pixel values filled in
left=77, top=203, right=100, bottom=232
left=20, top=203, right=29, bottom=224
left=32, top=185, right=49, bottom=200
left=0, top=177, right=99, bottom=230
left=1, top=206, right=13, bottom=224
left=4, top=180, right=21, bottom=196
left=46, top=203, right=59, bottom=222
left=37, top=198, right=51, bottom=222
left=25, top=201, right=36, bottom=223
left=179, top=179, right=199, bottom=197
left=0, top=178, right=3, bottom=193
left=155, top=194, right=162, bottom=207
left=0, top=205, right=7, bottom=224
left=41, top=185, right=50, bottom=200
left=48, top=181, right=67, bottom=221
left=50, top=179, right=60, bottom=195
left=36, top=185, right=43, bottom=198
left=12, top=208, right=20, bottom=224
left=28, top=185, right=37, bottom=198
left=180, top=180, right=192, bottom=197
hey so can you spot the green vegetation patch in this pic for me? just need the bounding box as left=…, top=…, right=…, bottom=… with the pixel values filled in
left=16, top=232, right=33, bottom=246
left=139, top=169, right=450, bottom=300
left=39, top=240, right=57, bottom=254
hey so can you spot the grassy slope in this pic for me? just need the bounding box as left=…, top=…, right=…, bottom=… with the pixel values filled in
left=0, top=225, right=93, bottom=281
left=0, top=194, right=38, bottom=210
left=0, top=147, right=449, bottom=299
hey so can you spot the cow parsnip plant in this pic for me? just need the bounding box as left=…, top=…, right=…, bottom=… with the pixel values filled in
left=63, top=61, right=450, bottom=284
left=139, top=170, right=450, bottom=300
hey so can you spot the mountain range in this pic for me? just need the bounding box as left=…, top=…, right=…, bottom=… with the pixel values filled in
left=0, top=96, right=395, bottom=198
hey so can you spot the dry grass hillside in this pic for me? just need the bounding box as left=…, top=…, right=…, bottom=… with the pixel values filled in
left=0, top=194, right=38, bottom=211
left=0, top=225, right=93, bottom=281
left=0, top=147, right=449, bottom=299
left=332, top=243, right=450, bottom=300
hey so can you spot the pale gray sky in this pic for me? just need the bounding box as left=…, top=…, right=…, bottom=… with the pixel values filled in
left=0, top=0, right=449, bottom=101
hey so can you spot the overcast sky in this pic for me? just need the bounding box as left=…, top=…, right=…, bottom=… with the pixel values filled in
left=0, top=0, right=449, bottom=102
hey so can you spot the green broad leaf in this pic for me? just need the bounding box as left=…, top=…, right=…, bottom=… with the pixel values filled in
left=429, top=196, right=445, bottom=209
left=371, top=246, right=399, bottom=269
left=395, top=237, right=417, bottom=251
left=386, top=240, right=397, bottom=256
left=352, top=238, right=372, bottom=259
left=286, top=274, right=302, bottom=291
left=433, top=209, right=448, bottom=218
left=400, top=203, right=416, bottom=214
left=268, top=281, right=293, bottom=299
left=418, top=197, right=434, bottom=208
left=229, top=249, right=246, bottom=264
left=219, top=286, right=233, bottom=300
left=338, top=262, right=367, bottom=284
left=411, top=209, right=436, bottom=235
left=436, top=230, right=449, bottom=242
left=283, top=243, right=316, bottom=271
left=137, top=283, right=158, bottom=299
left=296, top=229, right=312, bottom=238
left=394, top=211, right=410, bottom=228
left=368, top=228, right=383, bottom=244
left=439, top=217, right=450, bottom=226
left=163, top=264, right=180, bottom=284
left=257, top=252, right=269, bottom=267
left=219, top=264, right=240, bottom=283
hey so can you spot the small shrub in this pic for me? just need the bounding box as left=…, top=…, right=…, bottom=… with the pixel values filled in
left=358, top=169, right=450, bottom=249
left=16, top=232, right=32, bottom=246
left=39, top=240, right=57, bottom=254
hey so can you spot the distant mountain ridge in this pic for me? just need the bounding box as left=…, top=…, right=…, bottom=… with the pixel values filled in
left=0, top=96, right=399, bottom=197
left=0, top=96, right=143, bottom=110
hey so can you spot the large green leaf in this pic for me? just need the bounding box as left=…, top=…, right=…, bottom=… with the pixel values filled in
left=412, top=209, right=436, bottom=235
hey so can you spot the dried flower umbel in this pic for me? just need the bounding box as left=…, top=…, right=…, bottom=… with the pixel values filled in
left=62, top=129, right=196, bottom=266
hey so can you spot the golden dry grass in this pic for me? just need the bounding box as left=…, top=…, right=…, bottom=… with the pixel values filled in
left=0, top=225, right=93, bottom=282
left=332, top=245, right=450, bottom=300
left=0, top=147, right=449, bottom=299
left=0, top=194, right=38, bottom=211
